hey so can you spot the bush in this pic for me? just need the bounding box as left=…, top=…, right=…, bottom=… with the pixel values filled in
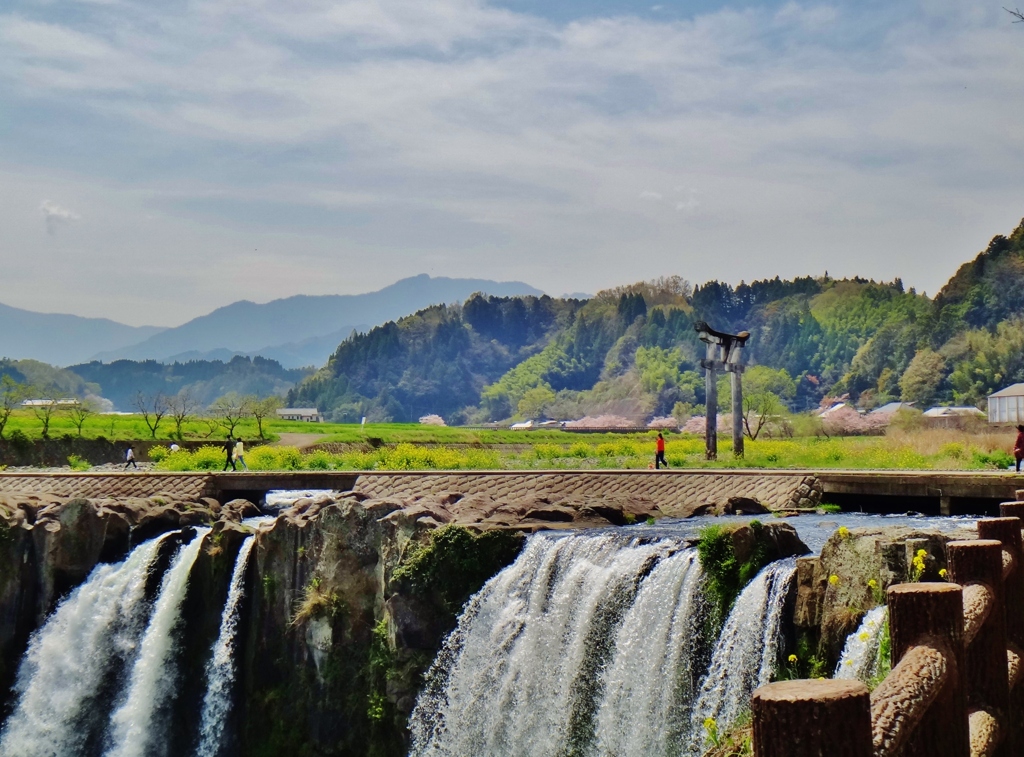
left=67, top=454, right=90, bottom=471
left=305, top=450, right=333, bottom=470
left=568, top=442, right=592, bottom=458
left=148, top=445, right=169, bottom=463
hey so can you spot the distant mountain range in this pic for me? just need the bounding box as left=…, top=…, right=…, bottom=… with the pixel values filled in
left=0, top=275, right=544, bottom=369
left=0, top=302, right=165, bottom=367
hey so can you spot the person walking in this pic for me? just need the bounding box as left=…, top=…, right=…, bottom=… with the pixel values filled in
left=655, top=432, right=668, bottom=470
left=234, top=438, right=248, bottom=470
left=1015, top=425, right=1024, bottom=473
left=223, top=437, right=236, bottom=471
left=124, top=445, right=137, bottom=470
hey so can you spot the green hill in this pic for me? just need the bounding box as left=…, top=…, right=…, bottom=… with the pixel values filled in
left=288, top=218, right=1024, bottom=423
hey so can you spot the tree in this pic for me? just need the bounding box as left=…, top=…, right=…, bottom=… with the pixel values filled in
left=211, top=393, right=250, bottom=437
left=899, top=348, right=947, bottom=406
left=168, top=389, right=199, bottom=440
left=248, top=395, right=282, bottom=440
left=67, top=398, right=100, bottom=437
left=1006, top=7, right=1024, bottom=22
left=28, top=387, right=63, bottom=439
left=741, top=366, right=797, bottom=440
left=517, top=386, right=556, bottom=419
left=0, top=375, right=27, bottom=439
left=134, top=391, right=169, bottom=438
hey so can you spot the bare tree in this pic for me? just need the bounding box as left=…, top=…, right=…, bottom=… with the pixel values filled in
left=210, top=393, right=250, bottom=438
left=1006, top=7, right=1024, bottom=22
left=0, top=375, right=27, bottom=439
left=29, top=388, right=62, bottom=439
left=134, top=391, right=169, bottom=438
left=168, top=389, right=199, bottom=440
left=67, top=397, right=100, bottom=437
left=248, top=395, right=282, bottom=440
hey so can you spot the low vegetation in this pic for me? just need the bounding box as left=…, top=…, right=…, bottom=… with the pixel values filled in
left=140, top=426, right=1022, bottom=471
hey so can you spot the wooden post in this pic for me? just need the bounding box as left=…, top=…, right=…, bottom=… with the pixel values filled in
left=705, top=341, right=718, bottom=461
left=752, top=679, right=872, bottom=757
left=947, top=539, right=1011, bottom=757
left=730, top=365, right=744, bottom=458
left=880, top=583, right=968, bottom=757
left=979, top=516, right=1024, bottom=753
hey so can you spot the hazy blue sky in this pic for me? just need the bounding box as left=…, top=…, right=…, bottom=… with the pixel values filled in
left=2, top=0, right=1023, bottom=326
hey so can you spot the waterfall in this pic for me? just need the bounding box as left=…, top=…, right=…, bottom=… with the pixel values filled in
left=0, top=533, right=173, bottom=757
left=408, top=532, right=679, bottom=757
left=835, top=606, right=888, bottom=683
left=592, top=549, right=704, bottom=757
left=689, top=558, right=796, bottom=747
left=195, top=536, right=256, bottom=757
left=104, top=527, right=211, bottom=757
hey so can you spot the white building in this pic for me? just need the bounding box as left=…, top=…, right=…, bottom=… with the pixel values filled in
left=988, top=384, right=1024, bottom=424
left=276, top=407, right=324, bottom=423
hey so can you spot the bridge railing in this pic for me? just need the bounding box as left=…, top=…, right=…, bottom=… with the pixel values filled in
left=750, top=501, right=1024, bottom=757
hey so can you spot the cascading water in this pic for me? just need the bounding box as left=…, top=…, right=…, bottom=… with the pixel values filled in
left=409, top=532, right=799, bottom=757
left=835, top=605, right=888, bottom=683
left=591, top=549, right=704, bottom=757
left=0, top=532, right=174, bottom=757
left=195, top=536, right=256, bottom=757
left=104, top=527, right=211, bottom=757
left=690, top=558, right=797, bottom=746
left=408, top=532, right=679, bottom=757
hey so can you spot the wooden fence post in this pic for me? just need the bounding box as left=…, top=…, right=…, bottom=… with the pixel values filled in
left=877, top=583, right=968, bottom=757
left=947, top=539, right=1011, bottom=757
left=979, top=516, right=1024, bottom=755
left=751, top=679, right=872, bottom=757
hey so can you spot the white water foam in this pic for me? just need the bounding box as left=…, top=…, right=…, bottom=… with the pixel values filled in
left=195, top=536, right=256, bottom=757
left=408, top=533, right=675, bottom=757
left=592, top=549, right=705, bottom=757
left=0, top=534, right=172, bottom=757
left=835, top=605, right=888, bottom=683
left=104, top=527, right=211, bottom=757
left=690, top=558, right=797, bottom=745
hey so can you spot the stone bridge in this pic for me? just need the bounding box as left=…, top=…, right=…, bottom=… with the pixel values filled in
left=0, top=469, right=1020, bottom=515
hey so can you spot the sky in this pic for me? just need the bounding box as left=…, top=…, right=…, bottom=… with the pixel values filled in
left=2, top=0, right=1024, bottom=327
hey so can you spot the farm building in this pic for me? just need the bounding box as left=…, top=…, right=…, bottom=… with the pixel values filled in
left=276, top=408, right=324, bottom=423
left=987, top=384, right=1024, bottom=424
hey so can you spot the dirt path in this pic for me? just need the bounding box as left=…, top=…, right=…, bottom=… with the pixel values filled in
left=272, top=432, right=329, bottom=450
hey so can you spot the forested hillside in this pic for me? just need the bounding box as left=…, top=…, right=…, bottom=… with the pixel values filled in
left=69, top=356, right=309, bottom=410
left=289, top=219, right=1024, bottom=424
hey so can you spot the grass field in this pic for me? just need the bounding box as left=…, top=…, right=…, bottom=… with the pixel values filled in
left=2, top=410, right=1019, bottom=471
left=143, top=428, right=1021, bottom=472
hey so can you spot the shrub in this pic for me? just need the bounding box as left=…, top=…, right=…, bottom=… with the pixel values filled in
left=305, top=450, right=333, bottom=470
left=568, top=442, right=593, bottom=458
left=148, top=445, right=169, bottom=463
left=67, top=454, right=90, bottom=471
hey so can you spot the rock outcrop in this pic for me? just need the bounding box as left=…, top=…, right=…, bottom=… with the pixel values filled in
left=793, top=525, right=974, bottom=669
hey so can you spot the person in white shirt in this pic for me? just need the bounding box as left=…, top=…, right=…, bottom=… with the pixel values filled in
left=124, top=446, right=137, bottom=470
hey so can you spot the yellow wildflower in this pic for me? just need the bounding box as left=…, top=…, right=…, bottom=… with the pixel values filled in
left=939, top=568, right=948, bottom=579
left=917, top=549, right=927, bottom=558
left=867, top=579, right=878, bottom=589
left=859, top=632, right=870, bottom=641
left=704, top=717, right=717, bottom=731
left=829, top=574, right=840, bottom=586
left=838, top=526, right=850, bottom=539
left=788, top=654, right=798, bottom=663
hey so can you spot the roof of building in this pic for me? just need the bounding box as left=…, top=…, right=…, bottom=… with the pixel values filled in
left=923, top=406, right=985, bottom=417
left=276, top=408, right=320, bottom=414
left=990, top=383, right=1024, bottom=398
left=870, top=401, right=914, bottom=415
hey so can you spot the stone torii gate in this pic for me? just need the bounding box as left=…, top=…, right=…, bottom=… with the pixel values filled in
left=695, top=321, right=750, bottom=460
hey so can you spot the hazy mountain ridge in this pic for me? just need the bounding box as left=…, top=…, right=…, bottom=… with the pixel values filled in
left=0, top=302, right=165, bottom=367
left=91, top=274, right=543, bottom=367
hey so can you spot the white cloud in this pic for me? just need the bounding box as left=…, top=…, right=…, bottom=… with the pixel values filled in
left=39, top=200, right=80, bottom=235
left=0, top=0, right=1021, bottom=322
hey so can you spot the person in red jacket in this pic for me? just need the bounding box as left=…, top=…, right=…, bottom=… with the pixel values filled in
left=655, top=432, right=668, bottom=469
left=1015, top=425, right=1024, bottom=473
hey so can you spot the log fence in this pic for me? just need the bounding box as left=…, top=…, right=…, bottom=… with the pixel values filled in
left=751, top=498, right=1024, bottom=757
